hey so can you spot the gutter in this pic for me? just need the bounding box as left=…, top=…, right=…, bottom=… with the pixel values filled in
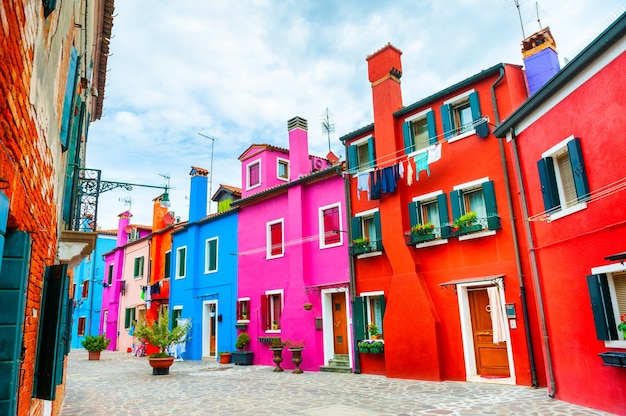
left=491, top=66, right=539, bottom=388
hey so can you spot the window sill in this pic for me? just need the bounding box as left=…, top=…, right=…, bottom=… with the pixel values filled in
left=357, top=251, right=383, bottom=259
left=447, top=129, right=476, bottom=143
left=265, top=329, right=281, bottom=334
left=604, top=340, right=626, bottom=349
left=458, top=230, right=496, bottom=241
left=415, top=238, right=449, bottom=248
left=174, top=276, right=185, bottom=280
left=548, top=202, right=587, bottom=222
left=266, top=253, right=285, bottom=260
left=320, top=241, right=343, bottom=250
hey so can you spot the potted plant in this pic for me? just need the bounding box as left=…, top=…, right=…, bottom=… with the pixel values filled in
left=367, top=323, right=382, bottom=339
left=284, top=339, right=306, bottom=374
left=269, top=337, right=284, bottom=372
left=619, top=314, right=626, bottom=339
left=218, top=351, right=232, bottom=364
left=357, top=340, right=371, bottom=353
left=351, top=237, right=372, bottom=255
left=303, top=302, right=313, bottom=311
left=231, top=332, right=254, bottom=365
left=134, top=310, right=191, bottom=375
left=453, top=211, right=481, bottom=235
left=406, top=222, right=436, bottom=244
left=271, top=320, right=279, bottom=330
left=368, top=340, right=385, bottom=354
left=81, top=334, right=111, bottom=360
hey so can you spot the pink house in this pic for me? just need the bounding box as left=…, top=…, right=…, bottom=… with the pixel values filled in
left=232, top=116, right=352, bottom=372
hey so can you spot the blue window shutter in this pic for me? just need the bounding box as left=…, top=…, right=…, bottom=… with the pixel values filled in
left=350, top=217, right=362, bottom=240
left=469, top=91, right=489, bottom=138
left=367, top=137, right=376, bottom=168
left=482, top=180, right=498, bottom=217
left=567, top=138, right=590, bottom=202
left=0, top=231, right=31, bottom=416
left=353, top=296, right=366, bottom=340
left=408, top=201, right=419, bottom=228
left=537, top=158, right=560, bottom=212
left=60, top=47, right=78, bottom=151
left=586, top=274, right=618, bottom=341
left=402, top=121, right=414, bottom=154
left=440, top=104, right=453, bottom=139
left=347, top=145, right=358, bottom=173
left=427, top=110, right=437, bottom=145
left=450, top=190, right=462, bottom=221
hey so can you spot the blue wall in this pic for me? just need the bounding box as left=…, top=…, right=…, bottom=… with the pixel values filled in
left=170, top=210, right=238, bottom=360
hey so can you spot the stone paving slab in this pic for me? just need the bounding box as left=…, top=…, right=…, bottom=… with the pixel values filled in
left=61, top=351, right=614, bottom=416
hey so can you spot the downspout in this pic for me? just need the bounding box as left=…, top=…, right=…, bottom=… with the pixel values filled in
left=87, top=247, right=97, bottom=337
left=343, top=153, right=360, bottom=374
left=490, top=66, right=539, bottom=388
left=509, top=127, right=556, bottom=397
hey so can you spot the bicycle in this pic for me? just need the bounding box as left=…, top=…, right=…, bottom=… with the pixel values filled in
left=134, top=341, right=146, bottom=357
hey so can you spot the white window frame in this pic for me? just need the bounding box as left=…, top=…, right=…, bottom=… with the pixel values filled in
left=266, top=218, right=285, bottom=259
left=237, top=297, right=251, bottom=322
left=453, top=177, right=496, bottom=241
left=265, top=289, right=284, bottom=333
left=405, top=108, right=433, bottom=155
left=276, top=157, right=290, bottom=181
left=359, top=290, right=385, bottom=339
left=172, top=305, right=183, bottom=329
left=412, top=190, right=448, bottom=247
left=133, top=256, right=145, bottom=279
left=319, top=202, right=343, bottom=249
left=540, top=135, right=588, bottom=221
left=175, top=246, right=187, bottom=279
left=204, top=237, right=218, bottom=274
left=591, top=263, right=626, bottom=349
left=246, top=159, right=262, bottom=190
left=444, top=89, right=476, bottom=143
left=351, top=136, right=374, bottom=174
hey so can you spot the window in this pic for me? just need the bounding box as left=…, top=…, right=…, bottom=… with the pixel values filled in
left=537, top=136, right=589, bottom=219
left=133, top=256, right=145, bottom=279
left=164, top=251, right=171, bottom=279
left=450, top=178, right=500, bottom=233
left=71, top=283, right=76, bottom=299
left=350, top=209, right=382, bottom=255
left=319, top=203, right=342, bottom=248
left=402, top=109, right=437, bottom=154
left=81, top=280, right=89, bottom=299
left=205, top=237, right=218, bottom=273
left=441, top=90, right=489, bottom=140
left=107, top=263, right=113, bottom=286
left=587, top=270, right=626, bottom=345
left=218, top=198, right=232, bottom=212
left=354, top=293, right=385, bottom=340
left=237, top=298, right=251, bottom=321
left=247, top=160, right=261, bottom=189
left=124, top=307, right=136, bottom=330
left=77, top=317, right=86, bottom=336
left=277, top=158, right=289, bottom=180
left=347, top=136, right=376, bottom=173
left=171, top=307, right=183, bottom=329
left=262, top=291, right=283, bottom=331
left=408, top=191, right=449, bottom=240
left=267, top=219, right=284, bottom=258
left=176, top=246, right=187, bottom=279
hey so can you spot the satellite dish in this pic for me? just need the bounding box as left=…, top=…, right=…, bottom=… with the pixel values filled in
left=163, top=212, right=175, bottom=226
left=124, top=225, right=135, bottom=234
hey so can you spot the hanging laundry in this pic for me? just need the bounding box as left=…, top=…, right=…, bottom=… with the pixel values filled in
left=407, top=158, right=414, bottom=186
left=427, top=143, right=442, bottom=164
left=414, top=152, right=430, bottom=180
left=398, top=159, right=405, bottom=179
left=357, top=171, right=370, bottom=200
left=370, top=170, right=382, bottom=200
left=381, top=166, right=398, bottom=194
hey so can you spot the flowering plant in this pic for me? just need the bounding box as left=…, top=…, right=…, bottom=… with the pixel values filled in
left=352, top=237, right=370, bottom=247
left=411, top=222, right=435, bottom=235
left=454, top=211, right=478, bottom=229
left=618, top=314, right=626, bottom=338
left=283, top=339, right=306, bottom=349
left=367, top=323, right=379, bottom=336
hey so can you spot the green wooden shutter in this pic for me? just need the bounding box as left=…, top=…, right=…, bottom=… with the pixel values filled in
left=537, top=158, right=560, bottom=212
left=402, top=121, right=414, bottom=154
left=353, top=296, right=366, bottom=341
left=408, top=201, right=419, bottom=228
left=426, top=110, right=437, bottom=145
left=469, top=91, right=489, bottom=138
left=482, top=180, right=501, bottom=230
left=586, top=274, right=618, bottom=341
left=437, top=194, right=451, bottom=238
left=373, top=211, right=382, bottom=250
left=55, top=292, right=71, bottom=386
left=567, top=138, right=590, bottom=202
left=440, top=104, right=453, bottom=139
left=33, top=264, right=69, bottom=400
left=164, top=252, right=171, bottom=279
left=350, top=217, right=362, bottom=241
left=0, top=231, right=31, bottom=416
left=347, top=145, right=358, bottom=173
left=450, top=190, right=462, bottom=222
left=367, top=137, right=376, bottom=169
left=208, top=239, right=217, bottom=271
left=60, top=48, right=78, bottom=151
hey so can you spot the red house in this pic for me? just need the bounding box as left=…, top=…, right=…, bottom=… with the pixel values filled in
left=494, top=12, right=626, bottom=414
left=340, top=44, right=545, bottom=387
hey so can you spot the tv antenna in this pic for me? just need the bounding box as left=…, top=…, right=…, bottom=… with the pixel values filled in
left=119, top=196, right=133, bottom=211
left=509, top=0, right=526, bottom=39
left=320, top=108, right=336, bottom=153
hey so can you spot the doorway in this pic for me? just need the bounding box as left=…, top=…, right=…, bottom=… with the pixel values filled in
left=202, top=301, right=217, bottom=358
left=331, top=292, right=348, bottom=354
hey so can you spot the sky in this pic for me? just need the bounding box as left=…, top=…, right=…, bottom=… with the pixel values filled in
left=87, top=0, right=625, bottom=230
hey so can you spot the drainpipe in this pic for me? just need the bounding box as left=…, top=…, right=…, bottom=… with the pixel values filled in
left=490, top=66, right=539, bottom=388
left=343, top=151, right=360, bottom=374
left=509, top=128, right=556, bottom=397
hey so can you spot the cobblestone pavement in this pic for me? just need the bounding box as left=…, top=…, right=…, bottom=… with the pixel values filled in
left=61, top=350, right=614, bottom=416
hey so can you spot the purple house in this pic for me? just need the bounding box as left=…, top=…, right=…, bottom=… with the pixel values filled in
left=232, top=117, right=352, bottom=372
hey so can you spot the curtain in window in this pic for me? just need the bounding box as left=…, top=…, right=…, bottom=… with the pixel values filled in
left=249, top=163, right=260, bottom=186
left=323, top=207, right=340, bottom=244
left=466, top=190, right=487, bottom=218
left=270, top=223, right=282, bottom=256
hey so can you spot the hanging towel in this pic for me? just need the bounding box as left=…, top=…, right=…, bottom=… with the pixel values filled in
left=407, top=159, right=414, bottom=186
left=370, top=170, right=382, bottom=200
left=414, top=152, right=430, bottom=180
left=427, top=143, right=442, bottom=164
left=357, top=171, right=370, bottom=200
left=487, top=286, right=507, bottom=344
left=398, top=159, right=405, bottom=178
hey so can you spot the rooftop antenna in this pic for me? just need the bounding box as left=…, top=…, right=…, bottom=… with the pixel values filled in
left=158, top=173, right=171, bottom=208
left=535, top=2, right=542, bottom=29
left=320, top=108, right=336, bottom=153
left=119, top=196, right=133, bottom=211
left=198, top=133, right=216, bottom=214
left=511, top=0, right=526, bottom=39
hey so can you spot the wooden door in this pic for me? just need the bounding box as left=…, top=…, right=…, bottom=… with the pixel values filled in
left=332, top=293, right=348, bottom=354
left=469, top=289, right=510, bottom=377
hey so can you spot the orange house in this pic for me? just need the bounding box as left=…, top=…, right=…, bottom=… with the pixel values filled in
left=340, top=44, right=545, bottom=387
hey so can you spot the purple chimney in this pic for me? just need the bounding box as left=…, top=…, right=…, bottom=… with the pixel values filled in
left=522, top=27, right=561, bottom=95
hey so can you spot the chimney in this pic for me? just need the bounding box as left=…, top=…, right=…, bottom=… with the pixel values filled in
left=189, top=166, right=208, bottom=222
left=288, top=116, right=309, bottom=178
left=521, top=27, right=560, bottom=95
left=116, top=211, right=132, bottom=246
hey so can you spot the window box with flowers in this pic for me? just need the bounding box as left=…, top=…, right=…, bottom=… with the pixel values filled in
left=404, top=222, right=436, bottom=245
left=350, top=237, right=379, bottom=256
left=452, top=211, right=483, bottom=236
left=599, top=314, right=626, bottom=368
left=358, top=339, right=384, bottom=354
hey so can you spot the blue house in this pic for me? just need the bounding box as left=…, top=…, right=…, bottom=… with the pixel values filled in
left=70, top=231, right=116, bottom=348
left=169, top=167, right=240, bottom=360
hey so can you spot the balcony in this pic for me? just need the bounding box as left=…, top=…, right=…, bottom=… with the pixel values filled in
left=350, top=239, right=383, bottom=256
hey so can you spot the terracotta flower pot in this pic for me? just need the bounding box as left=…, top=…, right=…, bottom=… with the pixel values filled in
left=88, top=351, right=101, bottom=361
left=148, top=356, right=175, bottom=375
